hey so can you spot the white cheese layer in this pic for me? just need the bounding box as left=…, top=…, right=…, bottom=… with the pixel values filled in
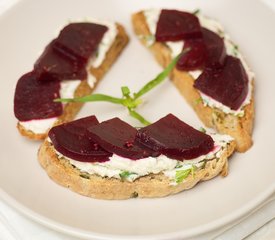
left=142, top=9, right=254, bottom=116
left=19, top=20, right=117, bottom=134
left=53, top=131, right=233, bottom=184
left=20, top=118, right=58, bottom=134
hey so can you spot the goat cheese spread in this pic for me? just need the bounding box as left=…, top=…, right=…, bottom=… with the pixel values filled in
left=53, top=131, right=233, bottom=185
left=142, top=9, right=254, bottom=116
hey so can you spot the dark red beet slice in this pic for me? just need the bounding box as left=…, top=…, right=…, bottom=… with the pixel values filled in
left=156, top=9, right=202, bottom=42
left=14, top=71, right=62, bottom=121
left=88, top=118, right=159, bottom=160
left=194, top=56, right=249, bottom=110
left=177, top=39, right=207, bottom=71
left=177, top=28, right=226, bottom=71
left=53, top=23, right=108, bottom=63
left=34, top=40, right=87, bottom=81
left=136, top=114, right=214, bottom=160
left=202, top=28, right=226, bottom=68
left=49, top=116, right=112, bottom=162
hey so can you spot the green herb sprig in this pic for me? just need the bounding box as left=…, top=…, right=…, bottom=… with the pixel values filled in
left=55, top=49, right=189, bottom=125
left=119, top=171, right=136, bottom=181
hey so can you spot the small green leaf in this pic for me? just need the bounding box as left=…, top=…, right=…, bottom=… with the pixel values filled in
left=119, top=171, right=135, bottom=180
left=199, top=127, right=206, bottom=133
left=121, top=86, right=130, bottom=97
left=193, top=9, right=200, bottom=15
left=175, top=168, right=192, bottom=184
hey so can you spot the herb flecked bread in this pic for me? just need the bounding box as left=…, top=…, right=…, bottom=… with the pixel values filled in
left=38, top=139, right=235, bottom=200
left=17, top=23, right=129, bottom=140
left=131, top=11, right=254, bottom=152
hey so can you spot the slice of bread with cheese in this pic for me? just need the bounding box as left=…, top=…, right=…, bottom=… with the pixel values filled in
left=16, top=23, right=129, bottom=140
left=132, top=10, right=254, bottom=152
left=38, top=115, right=236, bottom=200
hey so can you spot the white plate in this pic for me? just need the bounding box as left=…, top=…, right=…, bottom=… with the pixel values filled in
left=0, top=0, right=275, bottom=239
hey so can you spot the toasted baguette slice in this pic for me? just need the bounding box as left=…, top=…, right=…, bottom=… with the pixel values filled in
left=131, top=11, right=254, bottom=152
left=17, top=23, right=129, bottom=140
left=38, top=139, right=235, bottom=200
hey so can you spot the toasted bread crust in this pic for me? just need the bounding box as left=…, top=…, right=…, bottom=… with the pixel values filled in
left=132, top=12, right=254, bottom=152
left=17, top=23, right=129, bottom=140
left=38, top=140, right=235, bottom=200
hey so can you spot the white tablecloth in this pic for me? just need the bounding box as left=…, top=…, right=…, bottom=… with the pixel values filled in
left=0, top=0, right=274, bottom=239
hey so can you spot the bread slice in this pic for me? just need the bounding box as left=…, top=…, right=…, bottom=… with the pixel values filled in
left=131, top=11, right=254, bottom=152
left=17, top=23, right=129, bottom=140
left=38, top=139, right=235, bottom=200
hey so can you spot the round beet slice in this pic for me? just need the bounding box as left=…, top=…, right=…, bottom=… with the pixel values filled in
left=49, top=116, right=112, bottom=162
left=156, top=9, right=202, bottom=42
left=137, top=114, right=214, bottom=160
left=88, top=118, right=158, bottom=160
left=14, top=71, right=62, bottom=121
left=194, top=56, right=249, bottom=110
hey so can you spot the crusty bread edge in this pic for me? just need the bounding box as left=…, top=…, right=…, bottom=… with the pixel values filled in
left=17, top=23, right=129, bottom=140
left=131, top=12, right=254, bottom=152
left=38, top=139, right=235, bottom=200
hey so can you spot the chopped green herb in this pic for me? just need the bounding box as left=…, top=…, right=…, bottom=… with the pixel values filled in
left=199, top=127, right=206, bottom=133
left=79, top=173, right=90, bottom=179
left=175, top=163, right=183, bottom=169
left=195, top=97, right=203, bottom=105
left=191, top=165, right=197, bottom=178
left=200, top=160, right=207, bottom=169
left=193, top=9, right=200, bottom=15
left=119, top=171, right=135, bottom=180
left=139, top=35, right=155, bottom=42
left=232, top=44, right=239, bottom=57
left=175, top=168, right=192, bottom=184
left=237, top=111, right=244, bottom=118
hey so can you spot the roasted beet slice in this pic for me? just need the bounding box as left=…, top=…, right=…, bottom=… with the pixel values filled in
left=88, top=118, right=158, bottom=160
left=156, top=9, right=202, bottom=42
left=194, top=56, right=249, bottom=110
left=53, top=23, right=108, bottom=63
left=202, top=28, right=226, bottom=68
left=177, top=39, right=207, bottom=71
left=49, top=116, right=112, bottom=162
left=137, top=114, right=214, bottom=160
left=34, top=40, right=87, bottom=81
left=177, top=28, right=226, bottom=71
left=14, top=71, right=62, bottom=121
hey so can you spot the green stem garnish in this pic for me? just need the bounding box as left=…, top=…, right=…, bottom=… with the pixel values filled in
left=55, top=49, right=189, bottom=125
